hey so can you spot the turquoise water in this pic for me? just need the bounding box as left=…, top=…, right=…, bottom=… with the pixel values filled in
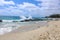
left=0, top=16, right=20, bottom=20
left=0, top=16, right=48, bottom=35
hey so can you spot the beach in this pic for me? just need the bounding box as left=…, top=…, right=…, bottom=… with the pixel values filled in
left=0, top=21, right=60, bottom=40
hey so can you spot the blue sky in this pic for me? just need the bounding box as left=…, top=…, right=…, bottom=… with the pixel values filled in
left=0, top=0, right=60, bottom=17
left=12, top=0, right=41, bottom=6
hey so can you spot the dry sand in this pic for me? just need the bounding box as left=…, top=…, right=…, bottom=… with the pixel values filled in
left=0, top=21, right=60, bottom=40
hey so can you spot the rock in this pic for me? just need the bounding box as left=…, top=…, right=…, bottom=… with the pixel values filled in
left=0, top=20, right=2, bottom=22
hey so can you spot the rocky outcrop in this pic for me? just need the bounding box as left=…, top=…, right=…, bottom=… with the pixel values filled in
left=0, top=20, right=2, bottom=22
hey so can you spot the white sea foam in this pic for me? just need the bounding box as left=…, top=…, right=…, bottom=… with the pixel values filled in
left=2, top=20, right=13, bottom=22
left=20, top=15, right=32, bottom=21
left=0, top=27, right=12, bottom=35
left=0, top=22, right=22, bottom=35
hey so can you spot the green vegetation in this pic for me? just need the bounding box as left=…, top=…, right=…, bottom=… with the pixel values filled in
left=45, top=14, right=60, bottom=18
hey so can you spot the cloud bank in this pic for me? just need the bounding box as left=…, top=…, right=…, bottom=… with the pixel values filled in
left=0, top=0, right=60, bottom=17
left=0, top=0, right=15, bottom=6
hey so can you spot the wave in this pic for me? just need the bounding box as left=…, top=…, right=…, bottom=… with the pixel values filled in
left=19, top=15, right=33, bottom=21
left=0, top=22, right=21, bottom=35
left=2, top=20, right=13, bottom=22
left=2, top=20, right=21, bottom=22
left=0, top=27, right=12, bottom=35
left=20, top=15, right=32, bottom=20
left=1, top=15, right=33, bottom=22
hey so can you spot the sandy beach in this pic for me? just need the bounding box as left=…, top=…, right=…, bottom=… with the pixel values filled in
left=0, top=21, right=60, bottom=40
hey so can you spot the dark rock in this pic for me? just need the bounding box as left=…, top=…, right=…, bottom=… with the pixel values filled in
left=0, top=20, right=2, bottom=22
left=20, top=19, right=33, bottom=22
left=13, top=21, right=18, bottom=22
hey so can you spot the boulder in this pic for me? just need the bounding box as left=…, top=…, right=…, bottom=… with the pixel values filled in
left=0, top=20, right=2, bottom=22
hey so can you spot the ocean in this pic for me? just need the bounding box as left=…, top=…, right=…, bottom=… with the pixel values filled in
left=0, top=16, right=48, bottom=35
left=0, top=16, right=20, bottom=35
left=0, top=16, right=20, bottom=20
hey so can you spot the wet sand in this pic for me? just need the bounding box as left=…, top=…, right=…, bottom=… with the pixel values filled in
left=0, top=21, right=60, bottom=40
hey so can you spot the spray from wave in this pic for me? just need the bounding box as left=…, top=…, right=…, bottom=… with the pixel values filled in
left=1, top=15, right=33, bottom=22
left=0, top=15, right=33, bottom=35
left=19, top=15, right=33, bottom=21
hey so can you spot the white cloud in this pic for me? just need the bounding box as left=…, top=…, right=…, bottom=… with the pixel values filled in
left=0, top=2, right=42, bottom=16
left=17, top=2, right=39, bottom=9
left=17, top=2, right=40, bottom=12
left=16, top=2, right=42, bottom=16
left=0, top=0, right=15, bottom=6
left=36, top=0, right=60, bottom=9
left=0, top=6, right=23, bottom=16
left=0, top=1, right=60, bottom=17
left=36, top=0, right=60, bottom=15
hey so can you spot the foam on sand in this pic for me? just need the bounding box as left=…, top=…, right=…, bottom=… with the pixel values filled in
left=0, top=27, right=12, bottom=35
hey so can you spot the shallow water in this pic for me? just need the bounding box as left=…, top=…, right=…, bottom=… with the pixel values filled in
left=0, top=21, right=48, bottom=35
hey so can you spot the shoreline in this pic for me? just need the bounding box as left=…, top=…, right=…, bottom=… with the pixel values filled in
left=0, top=21, right=60, bottom=40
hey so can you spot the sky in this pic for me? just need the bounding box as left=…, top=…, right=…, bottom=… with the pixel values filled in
left=0, top=0, right=60, bottom=17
